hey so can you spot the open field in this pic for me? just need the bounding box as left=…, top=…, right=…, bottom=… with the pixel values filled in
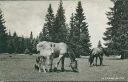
left=0, top=54, right=128, bottom=81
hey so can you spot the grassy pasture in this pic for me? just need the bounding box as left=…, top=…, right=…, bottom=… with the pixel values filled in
left=0, top=54, right=128, bottom=81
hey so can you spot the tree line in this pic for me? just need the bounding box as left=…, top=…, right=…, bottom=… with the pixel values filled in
left=0, top=8, right=39, bottom=54
left=6, top=31, right=38, bottom=54
left=0, top=0, right=128, bottom=59
left=0, top=1, right=91, bottom=57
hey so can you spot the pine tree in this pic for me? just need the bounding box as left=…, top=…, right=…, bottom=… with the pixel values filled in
left=20, top=36, right=25, bottom=53
left=42, top=24, right=49, bottom=41
left=7, top=31, right=13, bottom=53
left=40, top=4, right=55, bottom=42
left=29, top=31, right=34, bottom=54
left=53, top=0, right=67, bottom=42
left=69, top=13, right=79, bottom=57
left=0, top=9, right=8, bottom=53
left=69, top=13, right=75, bottom=40
left=16, top=37, right=22, bottom=53
left=103, top=0, right=128, bottom=59
left=39, top=32, right=43, bottom=41
left=24, top=38, right=30, bottom=54
left=70, top=1, right=91, bottom=57
left=12, top=32, right=18, bottom=53
left=34, top=35, right=40, bottom=52
left=97, top=40, right=102, bottom=48
left=30, top=31, right=33, bottom=40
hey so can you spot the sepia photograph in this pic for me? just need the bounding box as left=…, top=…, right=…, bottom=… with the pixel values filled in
left=0, top=0, right=128, bottom=81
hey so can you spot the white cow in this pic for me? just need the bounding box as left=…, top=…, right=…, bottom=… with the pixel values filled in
left=36, top=41, right=78, bottom=72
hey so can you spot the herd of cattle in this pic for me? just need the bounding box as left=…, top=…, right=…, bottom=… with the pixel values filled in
left=34, top=41, right=104, bottom=73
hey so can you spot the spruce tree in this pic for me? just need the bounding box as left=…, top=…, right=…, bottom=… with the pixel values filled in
left=0, top=9, right=8, bottom=53
left=103, top=0, right=128, bottom=59
left=29, top=31, right=34, bottom=54
left=69, top=13, right=75, bottom=40
left=32, top=38, right=38, bottom=53
left=42, top=24, right=49, bottom=41
left=24, top=38, right=30, bottom=54
left=69, top=13, right=79, bottom=57
left=97, top=40, right=102, bottom=48
left=17, top=37, right=22, bottom=53
left=53, top=0, right=67, bottom=42
left=12, top=32, right=18, bottom=53
left=7, top=31, right=13, bottom=53
left=20, top=36, right=25, bottom=53
left=70, top=1, right=91, bottom=57
left=39, top=32, right=43, bottom=41
left=40, top=4, right=55, bottom=42
left=30, top=31, right=33, bottom=40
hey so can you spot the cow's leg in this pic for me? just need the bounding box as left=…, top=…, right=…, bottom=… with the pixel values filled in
left=54, top=55, right=63, bottom=71
left=49, top=57, right=53, bottom=72
left=61, top=56, right=65, bottom=72
left=89, top=55, right=92, bottom=66
left=92, top=56, right=95, bottom=66
left=39, top=63, right=41, bottom=72
left=42, top=65, right=46, bottom=73
left=88, top=55, right=91, bottom=65
left=42, top=58, right=47, bottom=73
left=90, top=56, right=94, bottom=66
left=95, top=56, right=98, bottom=66
left=99, top=55, right=103, bottom=66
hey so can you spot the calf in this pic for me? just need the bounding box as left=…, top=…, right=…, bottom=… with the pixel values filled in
left=34, top=56, right=47, bottom=73
left=70, top=60, right=78, bottom=72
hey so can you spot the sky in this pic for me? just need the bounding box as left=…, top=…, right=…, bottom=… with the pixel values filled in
left=0, top=0, right=113, bottom=47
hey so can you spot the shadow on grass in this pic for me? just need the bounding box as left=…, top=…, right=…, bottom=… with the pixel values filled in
left=52, top=69, right=79, bottom=73
left=97, top=64, right=108, bottom=66
left=108, top=58, right=123, bottom=60
left=90, top=64, right=109, bottom=67
left=34, top=68, right=79, bottom=73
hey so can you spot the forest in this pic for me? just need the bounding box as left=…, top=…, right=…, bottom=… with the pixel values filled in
left=0, top=0, right=128, bottom=59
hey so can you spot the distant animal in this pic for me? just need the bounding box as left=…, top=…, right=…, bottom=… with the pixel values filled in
left=36, top=41, right=78, bottom=72
left=89, top=47, right=105, bottom=66
left=34, top=56, right=47, bottom=73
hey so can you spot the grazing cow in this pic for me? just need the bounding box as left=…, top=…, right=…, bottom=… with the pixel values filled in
left=89, top=47, right=105, bottom=66
left=36, top=41, right=78, bottom=72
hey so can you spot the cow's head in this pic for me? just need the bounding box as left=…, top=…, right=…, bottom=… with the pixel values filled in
left=36, top=41, right=55, bottom=72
